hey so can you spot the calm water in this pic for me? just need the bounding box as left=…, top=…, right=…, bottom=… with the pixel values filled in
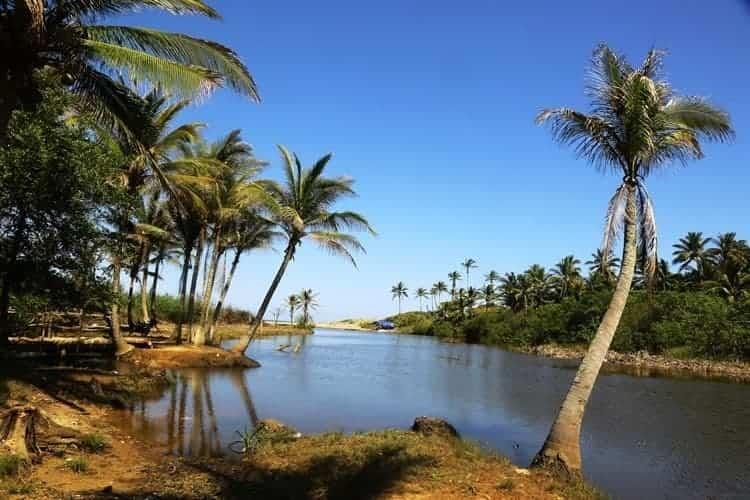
left=119, top=329, right=750, bottom=499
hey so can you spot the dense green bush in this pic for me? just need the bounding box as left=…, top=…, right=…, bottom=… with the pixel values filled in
left=135, top=293, right=250, bottom=324
left=393, top=291, right=750, bottom=361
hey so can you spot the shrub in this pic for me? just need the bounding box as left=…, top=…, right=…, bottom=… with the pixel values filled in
left=65, top=456, right=89, bottom=473
left=0, top=455, right=24, bottom=477
left=80, top=433, right=108, bottom=453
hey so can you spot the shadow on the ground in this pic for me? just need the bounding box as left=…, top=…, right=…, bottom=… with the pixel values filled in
left=77, top=441, right=434, bottom=499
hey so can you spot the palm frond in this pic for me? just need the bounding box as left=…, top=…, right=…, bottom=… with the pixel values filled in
left=307, top=232, right=365, bottom=268
left=86, top=25, right=259, bottom=100
left=636, top=182, right=658, bottom=283
left=601, top=183, right=629, bottom=258
left=56, top=0, right=220, bottom=19
left=84, top=39, right=221, bottom=97
left=535, top=108, right=623, bottom=171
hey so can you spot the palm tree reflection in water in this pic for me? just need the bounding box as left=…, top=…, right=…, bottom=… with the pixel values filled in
left=124, top=370, right=259, bottom=457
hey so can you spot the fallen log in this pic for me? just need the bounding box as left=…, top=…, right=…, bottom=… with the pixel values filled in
left=0, top=406, right=40, bottom=461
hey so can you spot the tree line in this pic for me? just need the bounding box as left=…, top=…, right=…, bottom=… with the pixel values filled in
left=0, top=1, right=374, bottom=356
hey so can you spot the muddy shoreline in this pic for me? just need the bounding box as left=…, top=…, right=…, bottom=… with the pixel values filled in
left=522, top=343, right=750, bottom=383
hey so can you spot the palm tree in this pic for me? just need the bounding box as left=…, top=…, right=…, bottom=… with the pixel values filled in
left=298, top=289, right=319, bottom=325
left=532, top=45, right=733, bottom=473
left=552, top=255, right=583, bottom=299
left=391, top=282, right=408, bottom=315
left=461, top=258, right=478, bottom=288
left=484, top=270, right=500, bottom=287
left=480, top=284, right=496, bottom=310
left=415, top=288, right=429, bottom=312
left=500, top=272, right=530, bottom=312
left=586, top=249, right=620, bottom=286
left=448, top=271, right=462, bottom=300
left=191, top=131, right=265, bottom=345
left=108, top=91, right=204, bottom=354
left=231, top=146, right=375, bottom=354
left=206, top=214, right=278, bottom=342
left=434, top=281, right=448, bottom=304
left=0, top=0, right=258, bottom=140
left=706, top=233, right=750, bottom=301
left=672, top=232, right=714, bottom=281
left=524, top=264, right=554, bottom=307
left=286, top=294, right=300, bottom=326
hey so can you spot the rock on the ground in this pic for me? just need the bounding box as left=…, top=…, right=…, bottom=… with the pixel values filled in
left=411, top=416, right=459, bottom=438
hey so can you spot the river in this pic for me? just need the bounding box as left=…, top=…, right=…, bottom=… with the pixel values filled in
left=119, top=328, right=750, bottom=499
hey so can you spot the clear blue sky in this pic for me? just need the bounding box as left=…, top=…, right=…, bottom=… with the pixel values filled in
left=119, top=1, right=750, bottom=321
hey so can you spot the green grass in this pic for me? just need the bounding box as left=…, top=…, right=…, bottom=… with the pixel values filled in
left=80, top=432, right=108, bottom=453
left=4, top=479, right=33, bottom=494
left=65, top=456, right=89, bottom=473
left=0, top=454, right=24, bottom=477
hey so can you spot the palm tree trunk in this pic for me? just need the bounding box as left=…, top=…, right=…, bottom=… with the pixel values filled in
left=532, top=184, right=637, bottom=474
left=207, top=248, right=241, bottom=343
left=187, top=230, right=205, bottom=343
left=231, top=241, right=296, bottom=354
left=140, top=242, right=151, bottom=324
left=110, top=251, right=134, bottom=356
left=175, top=245, right=192, bottom=344
left=149, top=248, right=163, bottom=322
left=195, top=229, right=222, bottom=346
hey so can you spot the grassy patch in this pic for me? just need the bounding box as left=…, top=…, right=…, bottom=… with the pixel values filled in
left=80, top=432, right=108, bottom=453
left=0, top=454, right=24, bottom=477
left=3, top=479, right=34, bottom=494
left=64, top=456, right=89, bottom=473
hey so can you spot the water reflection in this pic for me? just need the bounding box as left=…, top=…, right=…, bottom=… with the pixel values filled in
left=121, top=369, right=260, bottom=457
left=119, top=330, right=750, bottom=500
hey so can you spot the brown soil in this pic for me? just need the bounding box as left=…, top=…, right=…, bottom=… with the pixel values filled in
left=122, top=345, right=260, bottom=369
left=526, top=343, right=750, bottom=383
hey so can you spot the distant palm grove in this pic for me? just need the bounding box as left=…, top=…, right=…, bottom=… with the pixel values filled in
left=392, top=232, right=749, bottom=360
left=0, top=1, right=373, bottom=355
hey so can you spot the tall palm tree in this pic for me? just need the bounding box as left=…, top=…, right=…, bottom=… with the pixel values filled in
left=434, top=281, right=448, bottom=304
left=190, top=131, right=265, bottom=345
left=447, top=271, right=462, bottom=300
left=532, top=45, right=732, bottom=473
left=231, top=146, right=375, bottom=354
left=461, top=258, right=478, bottom=288
left=298, top=289, right=319, bottom=325
left=415, top=288, right=428, bottom=312
left=586, top=249, right=620, bottom=286
left=672, top=232, right=714, bottom=281
left=286, top=294, right=300, bottom=326
left=108, top=90, right=204, bottom=354
left=0, top=0, right=258, bottom=140
left=484, top=270, right=500, bottom=287
left=391, top=282, right=408, bottom=315
left=552, top=255, right=583, bottom=299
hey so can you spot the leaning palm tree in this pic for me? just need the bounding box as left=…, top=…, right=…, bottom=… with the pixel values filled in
left=391, top=282, right=408, bottom=315
left=108, top=91, right=205, bottom=354
left=206, top=213, right=278, bottom=342
left=415, top=288, right=429, bottom=312
left=532, top=44, right=733, bottom=474
left=0, top=0, right=258, bottom=140
left=230, top=146, right=375, bottom=354
left=447, top=272, right=462, bottom=300
left=672, top=232, right=714, bottom=281
left=191, top=131, right=265, bottom=346
left=461, top=258, right=478, bottom=288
